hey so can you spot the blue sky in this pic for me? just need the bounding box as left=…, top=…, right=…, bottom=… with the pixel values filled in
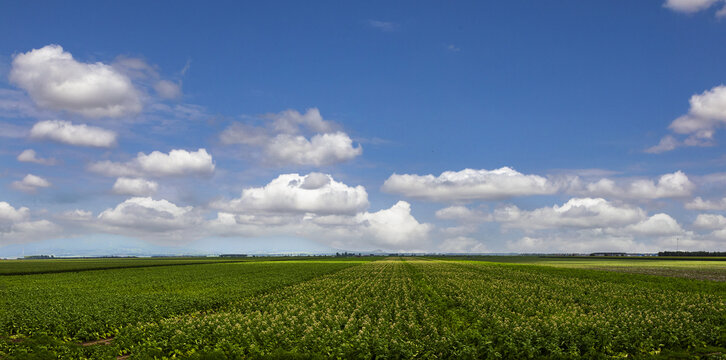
left=2, top=0, right=726, bottom=257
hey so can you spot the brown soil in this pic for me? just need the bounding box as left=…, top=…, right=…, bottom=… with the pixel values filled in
left=81, top=337, right=113, bottom=346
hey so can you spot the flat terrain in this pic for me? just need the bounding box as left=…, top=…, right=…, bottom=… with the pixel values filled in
left=441, top=256, right=726, bottom=282
left=0, top=257, right=724, bottom=359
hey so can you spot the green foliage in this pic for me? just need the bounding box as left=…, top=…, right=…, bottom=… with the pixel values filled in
left=0, top=258, right=723, bottom=359
left=0, top=261, right=359, bottom=341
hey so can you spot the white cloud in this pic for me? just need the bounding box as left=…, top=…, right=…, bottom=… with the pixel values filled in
left=112, top=177, right=159, bottom=196
left=355, top=201, right=431, bottom=248
left=665, top=0, right=719, bottom=12
left=220, top=108, right=362, bottom=166
left=626, top=213, right=684, bottom=236
left=59, top=209, right=94, bottom=220
left=89, top=148, right=215, bottom=177
left=494, top=197, right=696, bottom=253
left=111, top=56, right=183, bottom=101
left=439, top=236, right=488, bottom=253
left=435, top=205, right=489, bottom=223
left=207, top=200, right=430, bottom=251
left=9, top=44, right=142, bottom=118
left=205, top=172, right=429, bottom=250
left=98, top=197, right=201, bottom=233
left=650, top=85, right=726, bottom=152
left=153, top=80, right=181, bottom=100
left=685, top=196, right=726, bottom=210
left=135, top=149, right=214, bottom=176
left=265, top=132, right=362, bottom=166
left=212, top=173, right=369, bottom=215
left=11, top=174, right=52, bottom=192
left=270, top=108, right=336, bottom=134
left=1, top=220, right=60, bottom=245
left=0, top=202, right=59, bottom=245
left=582, top=171, right=693, bottom=200
left=664, top=0, right=724, bottom=14
left=0, top=202, right=30, bottom=223
left=495, top=198, right=646, bottom=230
left=30, top=120, right=117, bottom=148
left=693, top=213, right=726, bottom=229
left=382, top=167, right=558, bottom=202
left=506, top=233, right=649, bottom=254
left=17, top=149, right=56, bottom=165
left=645, top=135, right=679, bottom=154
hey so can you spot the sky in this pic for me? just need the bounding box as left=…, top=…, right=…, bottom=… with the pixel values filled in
left=2, top=0, right=726, bottom=257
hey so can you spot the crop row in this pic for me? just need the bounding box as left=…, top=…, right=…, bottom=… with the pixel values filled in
left=0, top=260, right=362, bottom=341
left=108, top=259, right=725, bottom=359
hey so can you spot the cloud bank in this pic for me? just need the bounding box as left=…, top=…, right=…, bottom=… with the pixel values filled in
left=382, top=167, right=558, bottom=202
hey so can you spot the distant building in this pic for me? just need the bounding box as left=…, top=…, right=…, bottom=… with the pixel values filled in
left=589, top=252, right=626, bottom=257
left=219, top=254, right=247, bottom=258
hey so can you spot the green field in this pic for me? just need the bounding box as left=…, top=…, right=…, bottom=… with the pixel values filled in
left=1, top=257, right=724, bottom=359
left=436, top=256, right=726, bottom=282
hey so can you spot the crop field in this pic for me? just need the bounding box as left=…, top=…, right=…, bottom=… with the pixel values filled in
left=0, top=257, right=724, bottom=359
left=442, top=256, right=726, bottom=282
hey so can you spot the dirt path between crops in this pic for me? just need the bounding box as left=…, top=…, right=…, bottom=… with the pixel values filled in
left=81, top=337, right=114, bottom=346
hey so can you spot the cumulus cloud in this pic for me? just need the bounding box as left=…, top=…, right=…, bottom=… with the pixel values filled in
left=649, top=85, right=726, bottom=152
left=206, top=173, right=429, bottom=250
left=581, top=171, right=694, bottom=200
left=212, top=173, right=369, bottom=215
left=98, top=197, right=201, bottom=234
left=625, top=213, right=684, bottom=236
left=89, top=148, right=215, bottom=177
left=686, top=196, right=726, bottom=210
left=495, top=198, right=646, bottom=231
left=17, top=149, right=56, bottom=165
left=11, top=174, right=52, bottom=193
left=220, top=108, right=362, bottom=166
left=356, top=201, right=431, bottom=248
left=693, top=213, right=726, bottom=230
left=0, top=202, right=30, bottom=223
left=206, top=200, right=430, bottom=250
left=382, top=167, right=558, bottom=202
left=9, top=44, right=142, bottom=118
left=112, top=177, right=159, bottom=196
left=0, top=202, right=59, bottom=245
left=30, top=120, right=117, bottom=147
left=265, top=132, right=362, bottom=166
left=493, top=197, right=695, bottom=253
left=664, top=0, right=726, bottom=16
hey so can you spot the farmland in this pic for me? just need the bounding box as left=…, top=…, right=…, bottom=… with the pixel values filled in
left=0, top=257, right=724, bottom=359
